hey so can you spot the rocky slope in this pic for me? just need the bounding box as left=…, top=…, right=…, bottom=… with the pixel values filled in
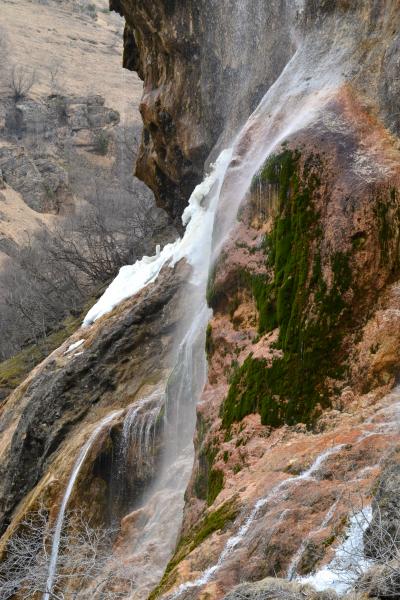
left=0, top=260, right=191, bottom=536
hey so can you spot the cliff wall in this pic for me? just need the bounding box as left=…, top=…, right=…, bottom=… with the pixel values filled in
left=108, top=1, right=400, bottom=598
left=110, top=0, right=296, bottom=222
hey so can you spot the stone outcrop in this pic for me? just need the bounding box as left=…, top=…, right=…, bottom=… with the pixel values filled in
left=110, top=0, right=295, bottom=222
left=0, top=260, right=191, bottom=536
left=0, top=94, right=120, bottom=213
left=0, top=145, right=70, bottom=213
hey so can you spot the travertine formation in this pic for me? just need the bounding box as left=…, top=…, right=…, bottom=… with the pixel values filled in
left=109, top=1, right=400, bottom=598
left=1, top=2, right=400, bottom=600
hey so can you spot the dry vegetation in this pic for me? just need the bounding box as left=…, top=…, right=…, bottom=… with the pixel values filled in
left=0, top=6, right=174, bottom=366
left=0, top=508, right=134, bottom=599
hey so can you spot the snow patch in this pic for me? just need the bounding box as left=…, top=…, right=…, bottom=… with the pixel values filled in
left=65, top=339, right=85, bottom=354
left=83, top=149, right=233, bottom=326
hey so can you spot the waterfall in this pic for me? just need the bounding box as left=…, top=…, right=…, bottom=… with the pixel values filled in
left=297, top=506, right=373, bottom=594
left=42, top=410, right=123, bottom=600
left=287, top=497, right=341, bottom=581
left=49, top=149, right=232, bottom=599
left=167, top=444, right=345, bottom=599
left=108, top=145, right=233, bottom=596
left=55, top=6, right=387, bottom=595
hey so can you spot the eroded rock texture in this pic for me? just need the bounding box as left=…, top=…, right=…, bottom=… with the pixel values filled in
left=110, top=0, right=296, bottom=221
left=0, top=261, right=191, bottom=536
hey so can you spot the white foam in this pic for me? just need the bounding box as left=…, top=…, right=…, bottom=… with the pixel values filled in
left=64, top=339, right=85, bottom=354
left=83, top=150, right=233, bottom=325
left=167, top=444, right=344, bottom=598
left=297, top=506, right=373, bottom=594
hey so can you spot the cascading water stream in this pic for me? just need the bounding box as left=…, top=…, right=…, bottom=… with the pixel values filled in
left=166, top=396, right=400, bottom=600
left=167, top=444, right=345, bottom=599
left=287, top=496, right=342, bottom=581
left=112, top=390, right=164, bottom=518
left=43, top=410, right=123, bottom=600
left=49, top=148, right=233, bottom=599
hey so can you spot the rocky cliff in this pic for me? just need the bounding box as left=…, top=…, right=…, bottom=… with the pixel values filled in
left=1, top=2, right=400, bottom=600
left=109, top=0, right=295, bottom=222
left=109, top=1, right=400, bottom=598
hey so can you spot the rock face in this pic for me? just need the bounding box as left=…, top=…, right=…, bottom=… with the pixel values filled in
left=111, top=1, right=400, bottom=224
left=0, top=260, right=190, bottom=536
left=0, top=94, right=120, bottom=213
left=110, top=0, right=295, bottom=221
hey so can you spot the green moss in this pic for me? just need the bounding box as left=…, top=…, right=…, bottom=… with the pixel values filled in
left=375, top=199, right=391, bottom=263
left=149, top=499, right=238, bottom=600
left=374, top=188, right=400, bottom=270
left=351, top=231, right=367, bottom=250
left=0, top=314, right=80, bottom=393
left=221, top=149, right=354, bottom=429
left=206, top=259, right=226, bottom=308
left=193, top=442, right=224, bottom=506
left=205, top=323, right=214, bottom=359
left=207, top=469, right=224, bottom=505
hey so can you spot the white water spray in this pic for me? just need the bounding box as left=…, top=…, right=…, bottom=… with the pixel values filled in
left=297, top=506, right=373, bottom=594
left=287, top=496, right=342, bottom=581
left=83, top=149, right=233, bottom=325
left=61, top=149, right=232, bottom=599
left=43, top=410, right=123, bottom=600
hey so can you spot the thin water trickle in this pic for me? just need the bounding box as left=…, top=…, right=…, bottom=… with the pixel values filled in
left=43, top=410, right=123, bottom=600
left=167, top=444, right=345, bottom=599
left=112, top=391, right=165, bottom=517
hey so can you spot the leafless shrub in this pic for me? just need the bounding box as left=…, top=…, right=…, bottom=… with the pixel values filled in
left=0, top=120, right=173, bottom=361
left=325, top=493, right=400, bottom=597
left=9, top=65, right=37, bottom=102
left=93, top=130, right=110, bottom=155
left=0, top=507, right=134, bottom=599
left=46, top=59, right=64, bottom=95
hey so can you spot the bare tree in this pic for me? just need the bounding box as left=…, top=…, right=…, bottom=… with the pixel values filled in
left=46, top=59, right=64, bottom=95
left=0, top=508, right=134, bottom=600
left=326, top=496, right=400, bottom=597
left=9, top=65, right=37, bottom=102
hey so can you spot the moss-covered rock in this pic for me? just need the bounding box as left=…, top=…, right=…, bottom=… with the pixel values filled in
left=149, top=499, right=239, bottom=599
left=193, top=440, right=224, bottom=506
left=221, top=149, right=355, bottom=429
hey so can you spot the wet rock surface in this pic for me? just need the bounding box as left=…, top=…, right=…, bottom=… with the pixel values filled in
left=0, top=260, right=190, bottom=535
